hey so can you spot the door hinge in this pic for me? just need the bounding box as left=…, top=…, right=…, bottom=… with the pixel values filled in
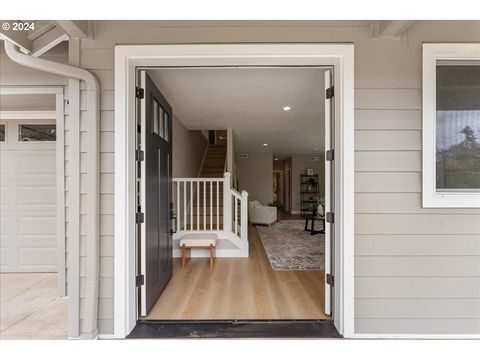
left=326, top=149, right=334, bottom=161
left=136, top=274, right=145, bottom=287
left=326, top=86, right=334, bottom=99
left=136, top=87, right=145, bottom=99
left=326, top=273, right=334, bottom=286
left=136, top=212, right=144, bottom=224
left=136, top=149, right=144, bottom=161
left=326, top=212, right=334, bottom=224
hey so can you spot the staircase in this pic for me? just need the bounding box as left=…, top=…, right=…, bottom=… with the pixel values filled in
left=200, top=144, right=227, bottom=178
left=173, top=171, right=248, bottom=258
left=190, top=182, right=224, bottom=231
left=190, top=144, right=227, bottom=230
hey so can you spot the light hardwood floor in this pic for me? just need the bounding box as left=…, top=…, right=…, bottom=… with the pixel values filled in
left=144, top=224, right=328, bottom=320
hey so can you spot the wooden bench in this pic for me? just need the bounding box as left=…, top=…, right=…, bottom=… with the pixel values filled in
left=179, top=233, right=218, bottom=267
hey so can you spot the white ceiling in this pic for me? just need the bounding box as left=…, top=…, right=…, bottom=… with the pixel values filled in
left=148, top=67, right=327, bottom=158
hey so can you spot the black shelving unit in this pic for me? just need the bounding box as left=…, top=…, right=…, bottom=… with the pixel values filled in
left=300, top=174, right=319, bottom=217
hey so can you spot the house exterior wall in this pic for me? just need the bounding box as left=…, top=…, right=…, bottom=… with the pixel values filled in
left=0, top=44, right=70, bottom=285
left=2, top=20, right=479, bottom=336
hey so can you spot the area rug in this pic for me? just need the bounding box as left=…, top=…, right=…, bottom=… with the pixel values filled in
left=256, top=220, right=325, bottom=270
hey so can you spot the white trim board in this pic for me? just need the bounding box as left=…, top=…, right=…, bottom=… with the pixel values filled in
left=114, top=44, right=355, bottom=339
left=0, top=86, right=66, bottom=297
left=0, top=111, right=57, bottom=119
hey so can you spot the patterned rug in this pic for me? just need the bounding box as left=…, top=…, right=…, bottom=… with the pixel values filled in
left=256, top=220, right=325, bottom=270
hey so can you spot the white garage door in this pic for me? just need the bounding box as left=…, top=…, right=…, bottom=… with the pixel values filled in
left=0, top=119, right=58, bottom=273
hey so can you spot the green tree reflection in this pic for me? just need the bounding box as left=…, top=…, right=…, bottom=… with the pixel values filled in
left=437, top=126, right=480, bottom=189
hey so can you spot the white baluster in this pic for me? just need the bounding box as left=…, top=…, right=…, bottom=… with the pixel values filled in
left=234, top=196, right=238, bottom=235
left=223, top=173, right=231, bottom=233
left=241, top=190, right=249, bottom=243
left=190, top=181, right=193, bottom=231
left=183, top=181, right=186, bottom=231
left=197, top=180, right=200, bottom=230
left=176, top=181, right=180, bottom=232
left=203, top=180, right=206, bottom=231
left=210, top=181, right=213, bottom=230
left=216, top=181, right=219, bottom=231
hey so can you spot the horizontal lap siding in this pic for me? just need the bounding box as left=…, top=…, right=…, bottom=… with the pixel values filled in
left=77, top=48, right=115, bottom=335
left=353, top=21, right=480, bottom=334
left=74, top=21, right=480, bottom=336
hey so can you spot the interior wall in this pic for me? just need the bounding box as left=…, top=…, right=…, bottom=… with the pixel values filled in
left=172, top=115, right=207, bottom=178
left=291, top=154, right=325, bottom=214
left=236, top=153, right=273, bottom=205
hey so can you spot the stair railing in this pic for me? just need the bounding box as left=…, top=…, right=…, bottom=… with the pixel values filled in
left=173, top=172, right=249, bottom=244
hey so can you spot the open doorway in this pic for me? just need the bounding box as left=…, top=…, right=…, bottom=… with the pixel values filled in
left=134, top=66, right=335, bottom=324
left=0, top=89, right=67, bottom=339
left=115, top=44, right=355, bottom=338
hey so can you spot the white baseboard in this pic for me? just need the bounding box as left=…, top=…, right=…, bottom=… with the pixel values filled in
left=290, top=210, right=302, bottom=215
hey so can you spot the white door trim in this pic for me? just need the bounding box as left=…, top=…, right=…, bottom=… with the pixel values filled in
left=0, top=86, right=65, bottom=296
left=324, top=68, right=333, bottom=316
left=114, top=44, right=355, bottom=339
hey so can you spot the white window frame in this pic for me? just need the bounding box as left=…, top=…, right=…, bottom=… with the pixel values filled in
left=422, top=43, right=480, bottom=208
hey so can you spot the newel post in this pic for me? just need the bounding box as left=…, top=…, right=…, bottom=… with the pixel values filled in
left=241, top=190, right=249, bottom=243
left=223, top=172, right=232, bottom=233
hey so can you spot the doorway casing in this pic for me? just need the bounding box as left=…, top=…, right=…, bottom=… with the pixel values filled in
left=114, top=44, right=355, bottom=339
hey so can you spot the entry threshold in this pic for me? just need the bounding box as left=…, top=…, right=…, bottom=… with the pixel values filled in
left=127, top=319, right=342, bottom=339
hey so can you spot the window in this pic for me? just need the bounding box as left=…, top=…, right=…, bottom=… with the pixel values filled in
left=0, top=124, right=5, bottom=142
left=162, top=110, right=169, bottom=141
left=423, top=44, right=480, bottom=208
left=18, top=124, right=56, bottom=142
left=151, top=97, right=169, bottom=141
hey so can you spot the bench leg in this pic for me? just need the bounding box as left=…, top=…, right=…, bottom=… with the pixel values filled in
left=209, top=244, right=215, bottom=267
left=182, top=245, right=187, bottom=267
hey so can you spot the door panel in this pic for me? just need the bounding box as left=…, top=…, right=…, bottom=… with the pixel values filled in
left=139, top=71, right=173, bottom=316
left=324, top=69, right=334, bottom=316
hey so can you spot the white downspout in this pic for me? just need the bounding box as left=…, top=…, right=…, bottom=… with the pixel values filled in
left=3, top=40, right=101, bottom=339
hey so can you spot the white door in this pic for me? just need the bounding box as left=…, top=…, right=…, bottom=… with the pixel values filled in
left=0, top=119, right=58, bottom=272
left=324, top=69, right=334, bottom=316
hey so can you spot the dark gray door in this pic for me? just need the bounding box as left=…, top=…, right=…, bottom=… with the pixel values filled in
left=140, top=72, right=173, bottom=315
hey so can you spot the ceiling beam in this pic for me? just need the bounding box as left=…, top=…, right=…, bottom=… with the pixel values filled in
left=53, top=20, right=90, bottom=39
left=372, top=20, right=415, bottom=39
left=31, top=26, right=69, bottom=57
left=27, top=20, right=56, bottom=41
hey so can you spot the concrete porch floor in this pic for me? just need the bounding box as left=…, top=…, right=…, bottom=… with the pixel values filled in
left=0, top=273, right=67, bottom=339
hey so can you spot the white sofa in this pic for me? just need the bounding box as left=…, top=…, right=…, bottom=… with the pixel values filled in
left=249, top=200, right=277, bottom=226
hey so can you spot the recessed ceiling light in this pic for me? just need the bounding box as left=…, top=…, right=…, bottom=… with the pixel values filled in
left=263, top=143, right=268, bottom=147
left=274, top=158, right=279, bottom=161
left=282, top=106, right=292, bottom=111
